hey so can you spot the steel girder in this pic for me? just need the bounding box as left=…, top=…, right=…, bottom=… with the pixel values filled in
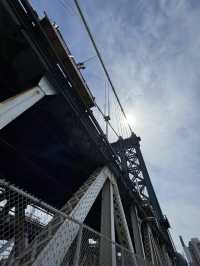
left=99, top=180, right=116, bottom=266
left=0, top=76, right=55, bottom=130
left=17, top=167, right=109, bottom=266
left=15, top=166, right=139, bottom=266
left=111, top=133, right=175, bottom=264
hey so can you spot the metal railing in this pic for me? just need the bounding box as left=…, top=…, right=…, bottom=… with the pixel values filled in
left=0, top=178, right=151, bottom=265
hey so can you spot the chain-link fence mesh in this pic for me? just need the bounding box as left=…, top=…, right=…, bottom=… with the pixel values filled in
left=0, top=179, right=152, bottom=265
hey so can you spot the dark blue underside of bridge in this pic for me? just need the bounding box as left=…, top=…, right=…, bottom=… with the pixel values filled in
left=0, top=0, right=118, bottom=232
left=0, top=95, right=106, bottom=208
left=0, top=1, right=108, bottom=210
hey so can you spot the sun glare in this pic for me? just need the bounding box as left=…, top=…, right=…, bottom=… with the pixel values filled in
left=126, top=114, right=137, bottom=127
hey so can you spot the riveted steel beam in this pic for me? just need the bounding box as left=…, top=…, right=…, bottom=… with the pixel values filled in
left=0, top=76, right=55, bottom=130
left=32, top=167, right=109, bottom=266
left=100, top=180, right=116, bottom=266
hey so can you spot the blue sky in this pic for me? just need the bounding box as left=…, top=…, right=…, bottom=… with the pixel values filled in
left=31, top=0, right=200, bottom=252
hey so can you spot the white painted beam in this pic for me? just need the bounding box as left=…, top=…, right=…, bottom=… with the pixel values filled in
left=0, top=77, right=56, bottom=130
left=33, top=167, right=109, bottom=266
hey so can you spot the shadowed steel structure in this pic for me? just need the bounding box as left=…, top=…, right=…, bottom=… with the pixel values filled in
left=0, top=0, right=177, bottom=265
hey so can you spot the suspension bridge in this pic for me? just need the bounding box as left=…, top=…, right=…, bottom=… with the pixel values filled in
left=0, top=0, right=179, bottom=265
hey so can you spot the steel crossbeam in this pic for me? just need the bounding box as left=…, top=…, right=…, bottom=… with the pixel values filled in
left=32, top=167, right=109, bottom=266
left=0, top=76, right=56, bottom=130
left=130, top=205, right=146, bottom=261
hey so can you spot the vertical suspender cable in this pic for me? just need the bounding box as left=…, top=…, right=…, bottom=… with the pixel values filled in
left=104, top=81, right=109, bottom=138
left=104, top=80, right=107, bottom=137
left=107, top=82, right=110, bottom=138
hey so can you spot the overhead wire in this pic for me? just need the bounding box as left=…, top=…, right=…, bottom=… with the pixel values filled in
left=104, top=80, right=108, bottom=137
left=83, top=69, right=120, bottom=139
left=49, top=0, right=132, bottom=141
left=95, top=102, right=119, bottom=138
left=72, top=0, right=133, bottom=134
left=58, top=0, right=78, bottom=17
left=107, top=82, right=110, bottom=119
left=48, top=0, right=119, bottom=140
left=79, top=55, right=97, bottom=64
left=107, top=81, right=110, bottom=138
left=84, top=66, right=125, bottom=140
left=118, top=102, right=125, bottom=137
left=114, top=96, right=121, bottom=137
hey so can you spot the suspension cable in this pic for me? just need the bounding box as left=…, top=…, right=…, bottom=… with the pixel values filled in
left=73, top=0, right=133, bottom=134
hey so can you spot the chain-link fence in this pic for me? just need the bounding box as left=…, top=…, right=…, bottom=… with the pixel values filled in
left=0, top=178, right=151, bottom=265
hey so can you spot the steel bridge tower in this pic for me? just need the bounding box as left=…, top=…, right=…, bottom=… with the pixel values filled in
left=0, top=0, right=177, bottom=265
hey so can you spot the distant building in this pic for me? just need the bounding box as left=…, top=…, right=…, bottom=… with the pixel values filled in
left=188, top=238, right=200, bottom=266
left=180, top=236, right=200, bottom=266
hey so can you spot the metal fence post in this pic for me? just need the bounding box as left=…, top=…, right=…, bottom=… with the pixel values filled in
left=130, top=205, right=146, bottom=263
left=14, top=199, right=27, bottom=258
left=73, top=224, right=83, bottom=266
left=121, top=248, right=126, bottom=266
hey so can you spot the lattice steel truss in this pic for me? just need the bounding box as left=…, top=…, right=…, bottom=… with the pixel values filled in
left=112, top=134, right=162, bottom=218
left=0, top=167, right=160, bottom=266
left=111, top=133, right=175, bottom=265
